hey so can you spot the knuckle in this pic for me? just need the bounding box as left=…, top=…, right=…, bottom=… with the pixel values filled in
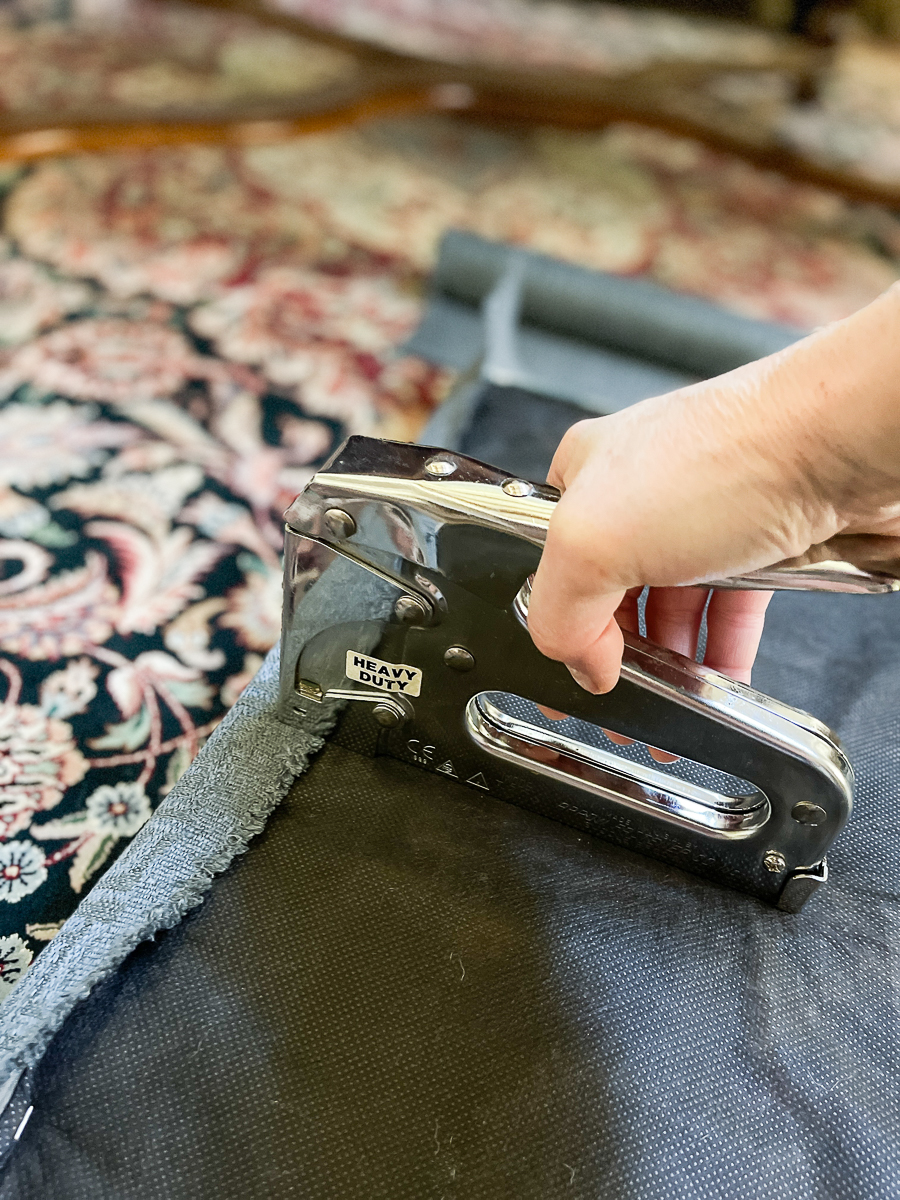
left=525, top=609, right=568, bottom=661
left=548, top=418, right=601, bottom=488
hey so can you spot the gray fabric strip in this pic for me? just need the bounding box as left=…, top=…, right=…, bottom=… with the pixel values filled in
left=412, top=230, right=800, bottom=377
left=0, top=644, right=327, bottom=1091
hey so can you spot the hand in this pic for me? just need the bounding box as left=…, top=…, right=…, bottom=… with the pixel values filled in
left=527, top=283, right=900, bottom=694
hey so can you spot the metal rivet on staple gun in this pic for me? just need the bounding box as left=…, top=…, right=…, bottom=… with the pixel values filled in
left=372, top=704, right=403, bottom=728
left=394, top=595, right=430, bottom=624
left=425, top=455, right=457, bottom=477
left=323, top=508, right=356, bottom=540
left=763, top=851, right=787, bottom=874
left=444, top=646, right=476, bottom=671
left=501, top=478, right=534, bottom=498
left=791, top=801, right=827, bottom=825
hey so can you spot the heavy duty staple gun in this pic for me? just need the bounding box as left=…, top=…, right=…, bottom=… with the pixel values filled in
left=281, top=436, right=900, bottom=912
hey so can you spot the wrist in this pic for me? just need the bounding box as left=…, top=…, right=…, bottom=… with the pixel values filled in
left=778, top=284, right=900, bottom=517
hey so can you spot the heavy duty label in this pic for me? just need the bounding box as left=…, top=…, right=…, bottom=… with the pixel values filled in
left=345, top=651, right=423, bottom=697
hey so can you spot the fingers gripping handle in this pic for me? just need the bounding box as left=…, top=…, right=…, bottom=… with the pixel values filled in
left=286, top=437, right=900, bottom=595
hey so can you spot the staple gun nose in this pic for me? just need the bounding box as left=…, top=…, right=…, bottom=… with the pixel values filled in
left=277, top=436, right=900, bottom=910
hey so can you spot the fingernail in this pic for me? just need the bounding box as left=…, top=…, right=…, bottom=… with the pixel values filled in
left=568, top=666, right=597, bottom=693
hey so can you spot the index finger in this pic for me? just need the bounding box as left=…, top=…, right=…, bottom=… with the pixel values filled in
left=527, top=506, right=626, bottom=694
left=703, top=590, right=773, bottom=684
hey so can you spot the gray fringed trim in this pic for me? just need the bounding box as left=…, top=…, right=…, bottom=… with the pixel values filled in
left=0, top=644, right=332, bottom=1091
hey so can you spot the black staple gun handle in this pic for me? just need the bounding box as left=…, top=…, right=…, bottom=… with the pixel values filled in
left=280, top=436, right=878, bottom=911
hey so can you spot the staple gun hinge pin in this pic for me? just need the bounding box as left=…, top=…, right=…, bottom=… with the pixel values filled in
left=296, top=679, right=324, bottom=703
left=502, top=478, right=534, bottom=498
left=323, top=508, right=356, bottom=540
left=394, top=596, right=430, bottom=624
left=425, top=455, right=458, bottom=477
left=373, top=704, right=403, bottom=728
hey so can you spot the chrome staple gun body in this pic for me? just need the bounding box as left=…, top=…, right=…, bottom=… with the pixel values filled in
left=280, top=437, right=900, bottom=911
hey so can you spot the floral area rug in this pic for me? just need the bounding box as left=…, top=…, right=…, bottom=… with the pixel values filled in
left=2, top=91, right=900, bottom=999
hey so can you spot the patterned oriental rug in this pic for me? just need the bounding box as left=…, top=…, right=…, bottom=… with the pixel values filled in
left=1, top=64, right=900, bottom=996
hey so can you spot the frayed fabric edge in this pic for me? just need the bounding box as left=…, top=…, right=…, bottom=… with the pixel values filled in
left=0, top=644, right=331, bottom=1095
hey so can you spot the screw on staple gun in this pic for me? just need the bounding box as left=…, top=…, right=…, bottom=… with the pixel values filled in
left=280, top=436, right=900, bottom=911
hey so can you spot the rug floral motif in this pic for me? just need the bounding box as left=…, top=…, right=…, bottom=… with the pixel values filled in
left=0, top=0, right=356, bottom=114
left=1, top=108, right=900, bottom=999
left=0, top=148, right=453, bottom=998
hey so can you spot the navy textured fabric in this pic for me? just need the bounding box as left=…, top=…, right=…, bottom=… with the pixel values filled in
left=2, top=352, right=900, bottom=1199
left=1, top=589, right=900, bottom=1198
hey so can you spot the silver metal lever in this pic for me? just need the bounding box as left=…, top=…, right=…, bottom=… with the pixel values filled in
left=287, top=438, right=900, bottom=595
left=467, top=693, right=771, bottom=839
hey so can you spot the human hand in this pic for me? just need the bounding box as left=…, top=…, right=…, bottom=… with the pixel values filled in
left=527, top=283, right=900, bottom=694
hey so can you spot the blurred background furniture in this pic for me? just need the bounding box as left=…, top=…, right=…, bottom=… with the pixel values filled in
left=5, top=0, right=900, bottom=200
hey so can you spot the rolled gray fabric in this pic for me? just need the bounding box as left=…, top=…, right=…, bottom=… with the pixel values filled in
left=411, top=230, right=801, bottom=445
left=411, top=230, right=800, bottom=378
